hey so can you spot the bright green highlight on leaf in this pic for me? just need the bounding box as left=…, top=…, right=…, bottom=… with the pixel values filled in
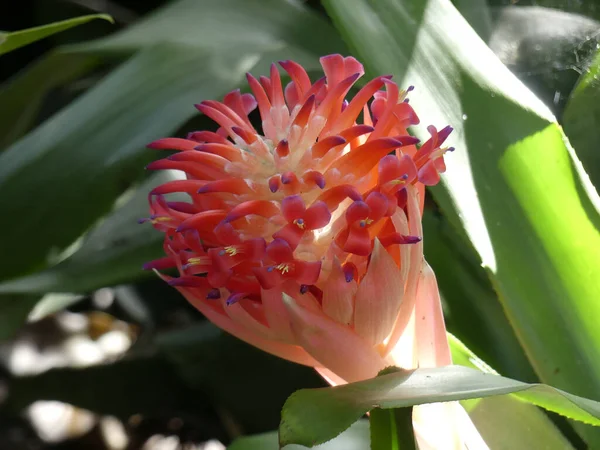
left=280, top=365, right=600, bottom=448
left=322, top=0, right=600, bottom=445
left=0, top=14, right=113, bottom=56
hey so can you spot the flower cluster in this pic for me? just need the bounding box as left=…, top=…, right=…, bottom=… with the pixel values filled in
left=142, top=54, right=454, bottom=379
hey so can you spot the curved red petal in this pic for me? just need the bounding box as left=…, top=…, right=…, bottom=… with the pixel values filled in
left=197, top=178, right=250, bottom=195
left=281, top=195, right=306, bottom=222
left=343, top=227, right=372, bottom=256
left=273, top=224, right=305, bottom=250
left=345, top=201, right=370, bottom=224
left=148, top=138, right=197, bottom=151
left=317, top=184, right=362, bottom=210
left=225, top=200, right=280, bottom=223
left=303, top=201, right=331, bottom=230
left=365, top=192, right=389, bottom=221
left=266, top=238, right=294, bottom=263
left=417, top=160, right=441, bottom=186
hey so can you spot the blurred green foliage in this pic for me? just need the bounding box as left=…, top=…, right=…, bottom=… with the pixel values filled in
left=1, top=0, right=600, bottom=448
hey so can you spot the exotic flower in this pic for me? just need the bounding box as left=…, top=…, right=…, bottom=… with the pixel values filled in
left=142, top=54, right=485, bottom=449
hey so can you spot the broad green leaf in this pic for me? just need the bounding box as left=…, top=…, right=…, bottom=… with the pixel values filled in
left=422, top=209, right=536, bottom=382
left=451, top=0, right=492, bottom=40
left=0, top=44, right=245, bottom=281
left=0, top=51, right=98, bottom=149
left=323, top=0, right=600, bottom=444
left=563, top=49, right=600, bottom=189
left=0, top=294, right=40, bottom=341
left=228, top=420, right=369, bottom=450
left=449, top=334, right=575, bottom=449
left=72, top=0, right=344, bottom=57
left=279, top=365, right=600, bottom=447
left=369, top=406, right=416, bottom=450
left=0, top=172, right=179, bottom=294
left=0, top=14, right=113, bottom=56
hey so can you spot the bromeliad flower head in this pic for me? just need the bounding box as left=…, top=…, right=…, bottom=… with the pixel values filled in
left=141, top=54, right=455, bottom=382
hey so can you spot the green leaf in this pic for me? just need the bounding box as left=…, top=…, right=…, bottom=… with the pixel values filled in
left=369, top=407, right=416, bottom=450
left=422, top=209, right=536, bottom=382
left=0, top=51, right=98, bottom=149
left=279, top=365, right=600, bottom=448
left=0, top=294, right=40, bottom=341
left=0, top=14, right=113, bottom=56
left=323, top=0, right=600, bottom=444
left=228, top=420, right=369, bottom=450
left=563, top=48, right=600, bottom=189
left=449, top=333, right=575, bottom=449
left=0, top=172, right=175, bottom=294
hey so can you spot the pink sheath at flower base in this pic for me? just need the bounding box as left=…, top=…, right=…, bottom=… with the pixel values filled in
left=142, top=54, right=485, bottom=449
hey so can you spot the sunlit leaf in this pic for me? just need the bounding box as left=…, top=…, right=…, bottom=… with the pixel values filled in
left=228, top=420, right=369, bottom=450
left=280, top=365, right=600, bottom=447
left=0, top=14, right=113, bottom=56
left=449, top=334, right=575, bottom=449
left=323, top=0, right=600, bottom=444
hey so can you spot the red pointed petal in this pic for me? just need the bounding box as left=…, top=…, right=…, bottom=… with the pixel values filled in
left=331, top=76, right=387, bottom=133
left=225, top=200, right=280, bottom=223
left=353, top=239, right=404, bottom=346
left=337, top=125, right=375, bottom=143
left=311, top=135, right=346, bottom=158
left=187, top=131, right=230, bottom=145
left=168, top=280, right=317, bottom=367
left=326, top=138, right=402, bottom=181
left=282, top=294, right=385, bottom=382
left=150, top=180, right=206, bottom=195
left=246, top=72, right=272, bottom=120
left=148, top=138, right=197, bottom=151
left=177, top=210, right=227, bottom=232
left=301, top=170, right=326, bottom=189
left=291, top=94, right=316, bottom=129
left=168, top=150, right=228, bottom=170
left=197, top=178, right=250, bottom=195
left=279, top=60, right=312, bottom=97
left=322, top=258, right=356, bottom=326
left=195, top=142, right=244, bottom=161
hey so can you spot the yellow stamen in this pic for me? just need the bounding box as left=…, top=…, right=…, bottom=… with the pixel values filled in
left=224, top=246, right=239, bottom=256
left=276, top=263, right=291, bottom=274
left=359, top=218, right=374, bottom=228
left=151, top=216, right=173, bottom=224
left=293, top=218, right=305, bottom=229
left=186, top=257, right=209, bottom=266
